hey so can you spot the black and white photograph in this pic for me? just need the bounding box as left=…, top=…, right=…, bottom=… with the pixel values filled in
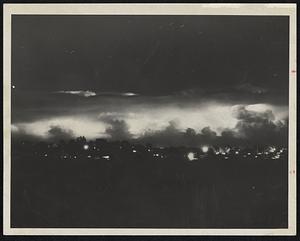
left=3, top=4, right=297, bottom=235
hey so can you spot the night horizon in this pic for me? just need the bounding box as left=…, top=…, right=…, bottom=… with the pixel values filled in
left=12, top=15, right=289, bottom=147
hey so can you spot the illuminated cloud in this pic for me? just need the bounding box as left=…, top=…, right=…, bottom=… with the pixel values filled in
left=54, top=91, right=139, bottom=98
left=11, top=124, right=19, bottom=132
left=11, top=100, right=288, bottom=147
left=55, top=90, right=96, bottom=97
left=47, top=125, right=74, bottom=141
left=121, top=92, right=139, bottom=97
left=13, top=117, right=108, bottom=140
left=96, top=102, right=238, bottom=136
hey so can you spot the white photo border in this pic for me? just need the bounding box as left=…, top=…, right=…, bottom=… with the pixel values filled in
left=3, top=3, right=297, bottom=236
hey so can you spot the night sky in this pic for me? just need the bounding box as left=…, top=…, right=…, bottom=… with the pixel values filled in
left=11, top=15, right=289, bottom=146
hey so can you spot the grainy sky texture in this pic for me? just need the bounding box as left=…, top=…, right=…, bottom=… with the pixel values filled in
left=11, top=15, right=289, bottom=146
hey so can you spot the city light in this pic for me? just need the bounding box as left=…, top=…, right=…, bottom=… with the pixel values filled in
left=201, top=146, right=209, bottom=153
left=187, top=152, right=197, bottom=161
left=269, top=146, right=276, bottom=153
left=19, top=138, right=287, bottom=163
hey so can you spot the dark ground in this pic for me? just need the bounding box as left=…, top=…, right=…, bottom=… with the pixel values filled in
left=11, top=140, right=288, bottom=228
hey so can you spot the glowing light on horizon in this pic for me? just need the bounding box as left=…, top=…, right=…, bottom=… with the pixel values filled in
left=269, top=147, right=276, bottom=153
left=122, top=92, right=138, bottom=97
left=83, top=144, right=89, bottom=150
left=12, top=102, right=288, bottom=141
left=201, top=146, right=209, bottom=153
left=56, top=90, right=96, bottom=97
left=187, top=152, right=197, bottom=161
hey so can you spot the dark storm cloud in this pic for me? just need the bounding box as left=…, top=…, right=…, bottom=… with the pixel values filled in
left=228, top=106, right=288, bottom=145
left=12, top=15, right=289, bottom=103
left=12, top=124, right=75, bottom=142
left=137, top=122, right=220, bottom=147
left=99, top=115, right=132, bottom=140
left=135, top=121, right=220, bottom=147
left=134, top=107, right=288, bottom=147
left=47, top=125, right=75, bottom=141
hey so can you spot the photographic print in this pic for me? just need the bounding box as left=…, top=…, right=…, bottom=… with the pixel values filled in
left=3, top=4, right=296, bottom=235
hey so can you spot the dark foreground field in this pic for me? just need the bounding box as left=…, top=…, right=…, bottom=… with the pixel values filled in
left=11, top=142, right=288, bottom=228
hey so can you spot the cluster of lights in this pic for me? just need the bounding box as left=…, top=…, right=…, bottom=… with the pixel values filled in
left=272, top=155, right=280, bottom=160
left=269, top=147, right=276, bottom=153
left=40, top=143, right=286, bottom=162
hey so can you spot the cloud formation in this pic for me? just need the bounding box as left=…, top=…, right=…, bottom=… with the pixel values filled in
left=100, top=116, right=133, bottom=140
left=55, top=90, right=97, bottom=97
left=47, top=125, right=75, bottom=141
left=12, top=102, right=288, bottom=147
left=134, top=106, right=288, bottom=147
left=228, top=105, right=288, bottom=145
